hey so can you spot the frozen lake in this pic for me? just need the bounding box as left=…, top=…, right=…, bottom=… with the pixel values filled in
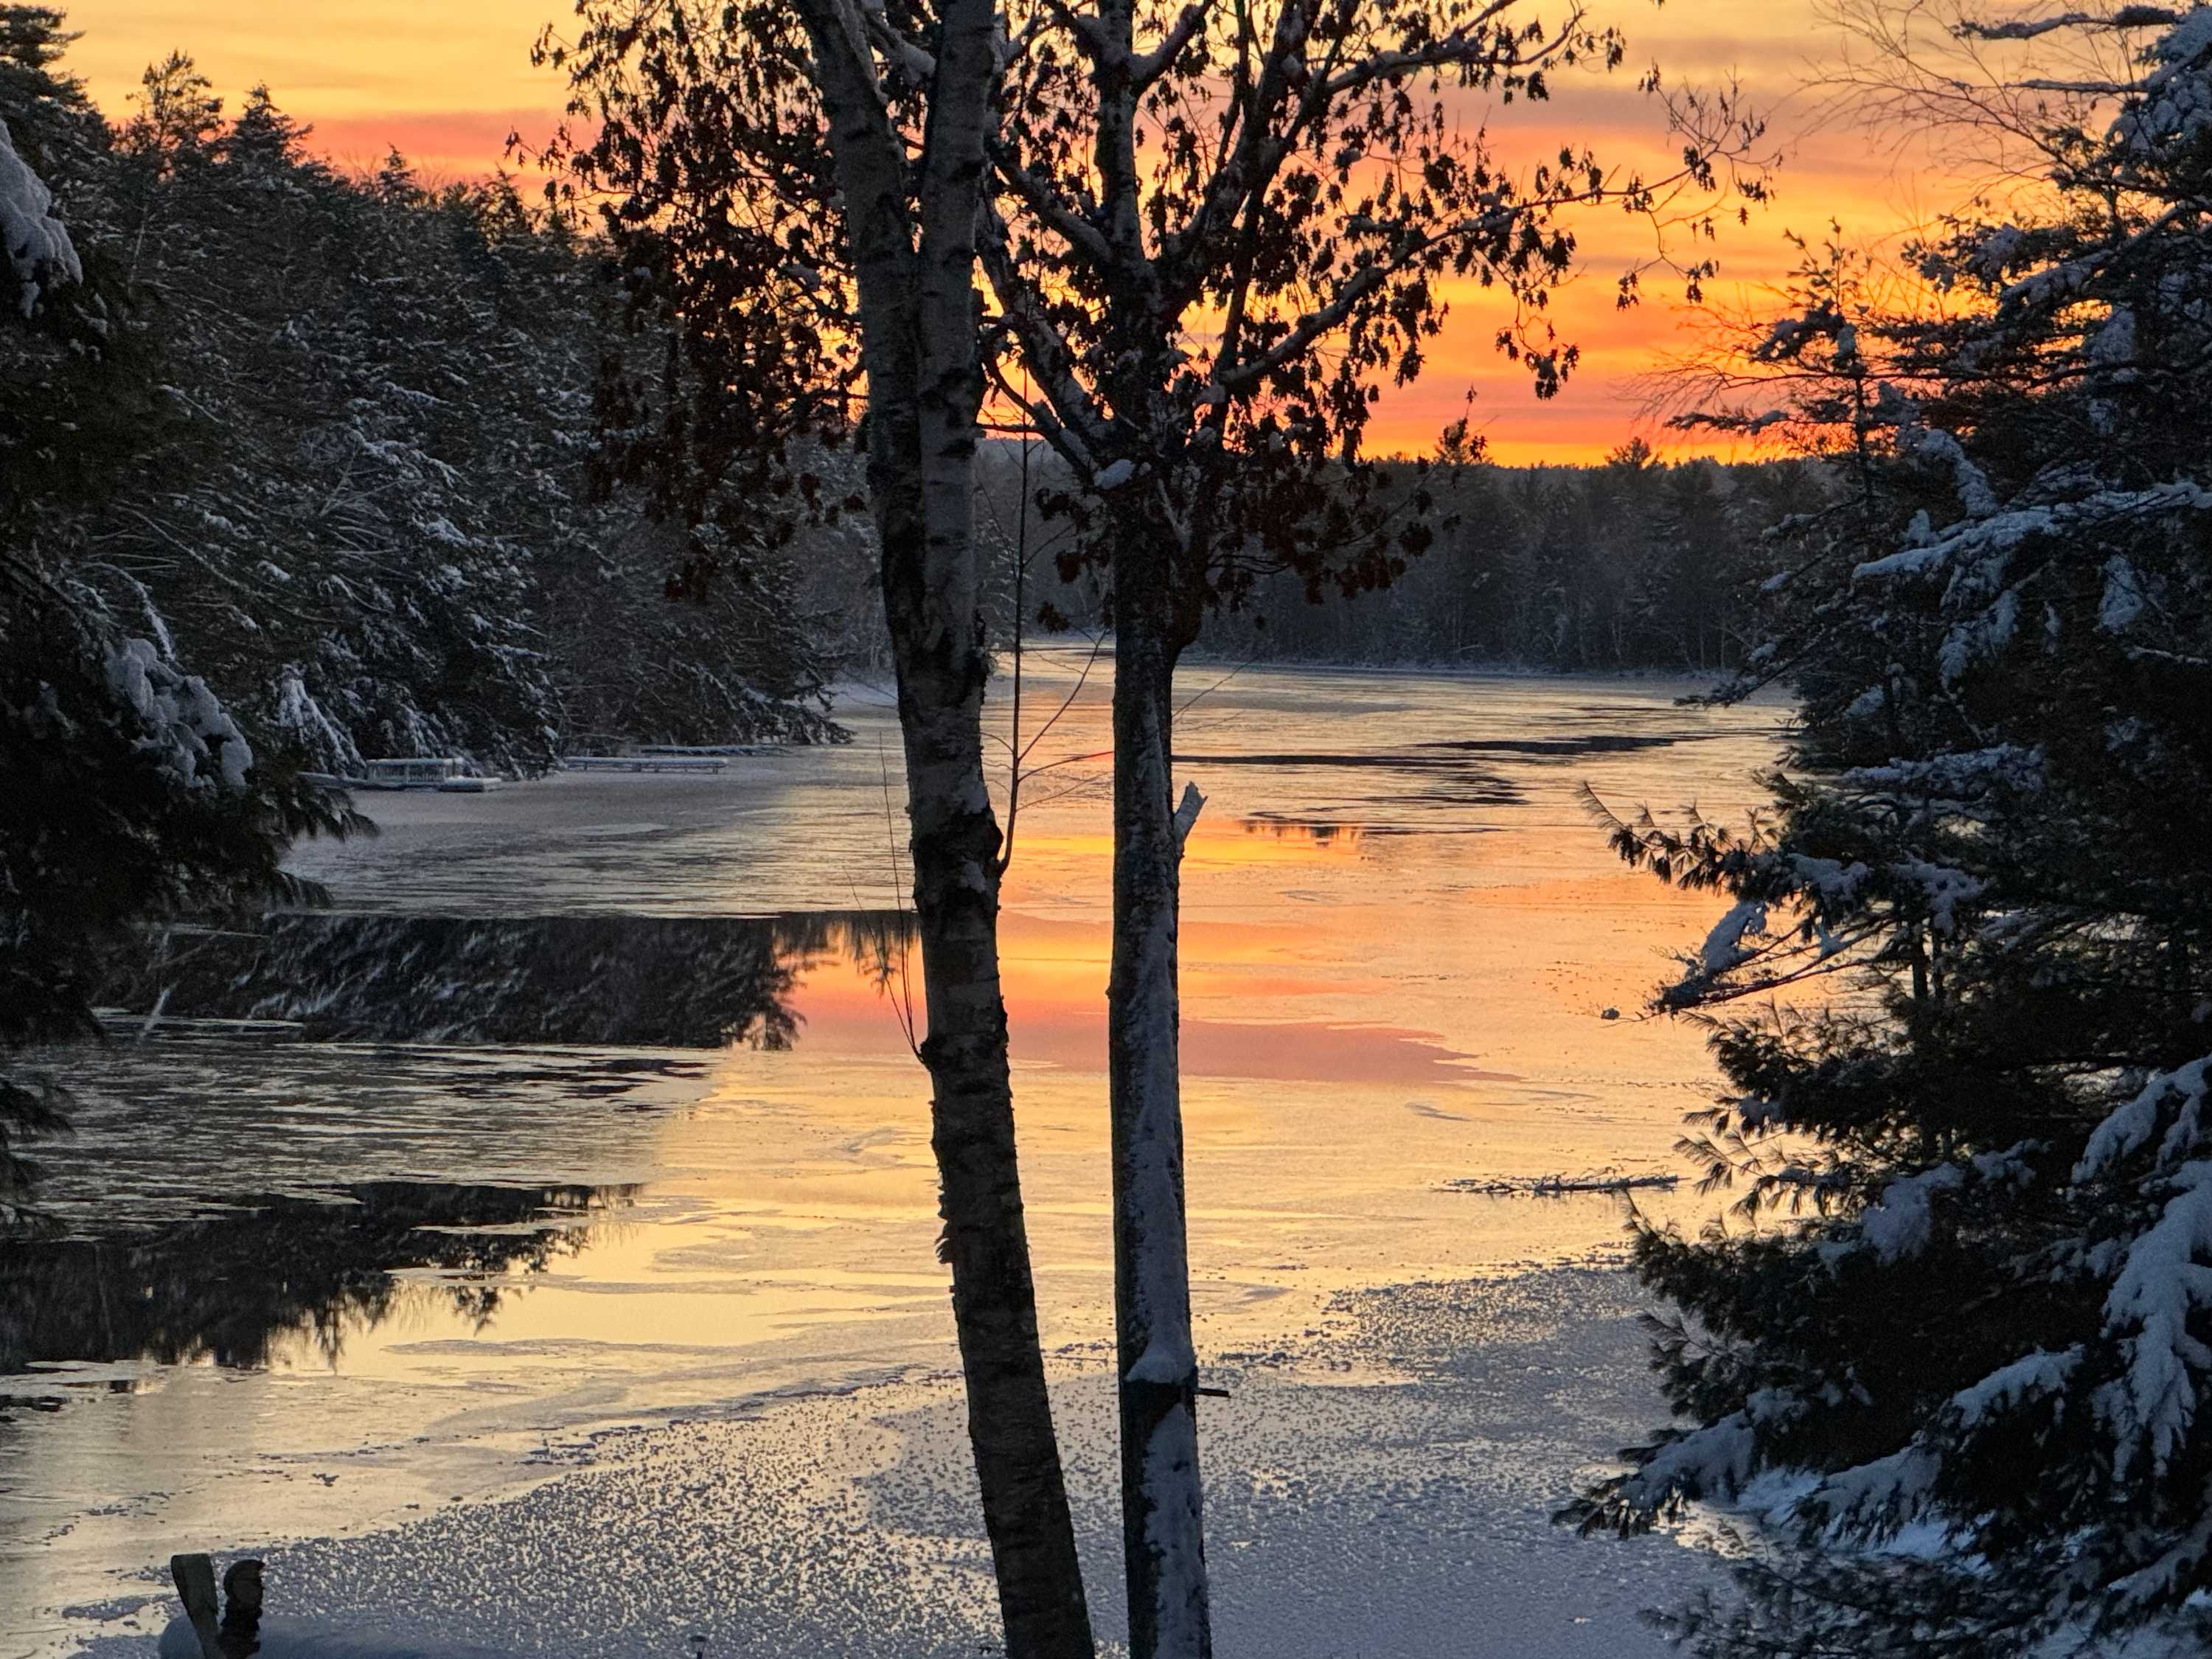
left=1, top=656, right=1786, bottom=1657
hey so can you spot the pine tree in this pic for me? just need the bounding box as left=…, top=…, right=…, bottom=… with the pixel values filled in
left=1, top=55, right=351, bottom=1226
left=1573, top=10, right=2212, bottom=1652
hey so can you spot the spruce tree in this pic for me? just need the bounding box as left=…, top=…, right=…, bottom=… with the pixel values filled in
left=1573, top=10, right=2212, bottom=1652
left=1, top=49, right=350, bottom=1225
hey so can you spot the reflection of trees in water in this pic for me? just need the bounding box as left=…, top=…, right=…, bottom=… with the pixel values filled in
left=15, top=913, right=917, bottom=1377
left=1237, top=815, right=1365, bottom=847
left=0, top=1180, right=630, bottom=1372
left=101, top=911, right=915, bottom=1048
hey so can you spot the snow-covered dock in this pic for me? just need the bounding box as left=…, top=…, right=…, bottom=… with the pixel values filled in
left=304, top=759, right=501, bottom=793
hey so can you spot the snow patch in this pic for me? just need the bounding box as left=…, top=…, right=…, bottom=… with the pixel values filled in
left=0, top=118, right=78, bottom=317
left=1860, top=1164, right=1965, bottom=1262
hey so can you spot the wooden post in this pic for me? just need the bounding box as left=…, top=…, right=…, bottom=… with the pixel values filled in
left=220, top=1559, right=265, bottom=1658
left=168, top=1554, right=223, bottom=1659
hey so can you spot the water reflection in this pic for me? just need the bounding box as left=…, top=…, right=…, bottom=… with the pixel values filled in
left=98, top=911, right=914, bottom=1048
left=0, top=1180, right=630, bottom=1373
left=10, top=913, right=916, bottom=1377
left=6, top=668, right=1801, bottom=1659
left=1237, top=815, right=1366, bottom=846
left=1175, top=746, right=1521, bottom=814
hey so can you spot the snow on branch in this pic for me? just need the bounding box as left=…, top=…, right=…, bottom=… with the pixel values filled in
left=2112, top=1488, right=2212, bottom=1611
left=107, top=638, right=256, bottom=791
left=1947, top=1346, right=2082, bottom=1427
left=1853, top=480, right=2212, bottom=582
left=1858, top=1164, right=1966, bottom=1262
left=1896, top=425, right=1999, bottom=518
left=2060, top=1062, right=2212, bottom=1483
left=2100, top=554, right=2149, bottom=631
left=1621, top=1408, right=1766, bottom=1512
left=2098, top=1160, right=2212, bottom=1480
left=1799, top=1349, right=2076, bottom=1536
left=1839, top=745, right=2047, bottom=801
left=1842, top=1144, right=2035, bottom=1267
left=2076, top=1057, right=2212, bottom=1181
left=1956, top=7, right=2178, bottom=38
left=1700, top=899, right=1770, bottom=978
left=0, top=118, right=78, bottom=318
left=1888, top=860, right=1986, bottom=935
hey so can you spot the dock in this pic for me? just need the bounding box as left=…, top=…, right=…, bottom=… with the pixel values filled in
left=560, top=755, right=729, bottom=773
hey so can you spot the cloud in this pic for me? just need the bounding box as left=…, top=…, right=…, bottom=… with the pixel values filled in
left=60, top=0, right=1994, bottom=464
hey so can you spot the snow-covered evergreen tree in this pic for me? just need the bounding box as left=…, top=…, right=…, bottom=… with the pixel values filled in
left=0, top=38, right=352, bottom=1226
left=2, top=15, right=845, bottom=775
left=1575, top=8, right=2212, bottom=1652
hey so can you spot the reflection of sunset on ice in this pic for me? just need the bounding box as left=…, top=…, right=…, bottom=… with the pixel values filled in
left=11, top=661, right=1784, bottom=1654
left=10, top=0, right=2208, bottom=1645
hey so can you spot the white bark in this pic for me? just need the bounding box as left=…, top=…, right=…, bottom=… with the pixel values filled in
left=785, top=7, right=1095, bottom=1653
left=1108, top=597, right=1212, bottom=1659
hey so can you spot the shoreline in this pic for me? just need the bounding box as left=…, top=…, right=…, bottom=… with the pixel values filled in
left=58, top=1260, right=1714, bottom=1659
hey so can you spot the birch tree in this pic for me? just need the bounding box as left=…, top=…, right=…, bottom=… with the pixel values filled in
left=536, top=6, right=1094, bottom=1653
left=947, top=4, right=1766, bottom=1648
left=540, top=1, right=1761, bottom=1649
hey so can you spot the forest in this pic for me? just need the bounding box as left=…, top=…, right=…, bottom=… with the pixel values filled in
left=1, top=13, right=852, bottom=784
left=1189, top=445, right=1827, bottom=671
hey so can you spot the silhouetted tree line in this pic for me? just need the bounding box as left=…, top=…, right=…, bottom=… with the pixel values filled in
left=1186, top=442, right=1833, bottom=672
left=965, top=440, right=1834, bottom=677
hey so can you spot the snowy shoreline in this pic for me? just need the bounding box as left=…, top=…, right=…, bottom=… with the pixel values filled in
left=66, top=1263, right=1717, bottom=1659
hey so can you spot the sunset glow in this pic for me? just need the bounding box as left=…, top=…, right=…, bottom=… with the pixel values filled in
left=57, top=0, right=1970, bottom=462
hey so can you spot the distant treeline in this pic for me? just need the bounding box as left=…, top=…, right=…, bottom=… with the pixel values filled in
left=1192, top=444, right=1832, bottom=672
left=5, top=9, right=1823, bottom=786
left=967, top=440, right=1832, bottom=675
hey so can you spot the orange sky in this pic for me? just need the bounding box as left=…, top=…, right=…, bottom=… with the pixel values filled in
left=55, top=0, right=1969, bottom=462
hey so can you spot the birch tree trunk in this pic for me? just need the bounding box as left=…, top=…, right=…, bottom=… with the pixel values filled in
left=795, top=4, right=1093, bottom=1652
left=1107, top=522, right=1213, bottom=1659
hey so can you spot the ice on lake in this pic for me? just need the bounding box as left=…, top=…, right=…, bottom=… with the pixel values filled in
left=1, top=657, right=1785, bottom=1656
